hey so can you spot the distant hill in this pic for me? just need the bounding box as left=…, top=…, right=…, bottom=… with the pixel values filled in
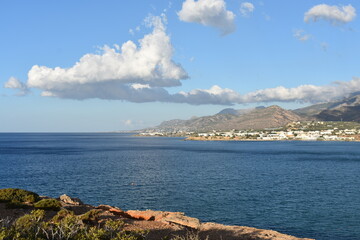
left=148, top=105, right=304, bottom=132
left=294, top=93, right=360, bottom=121
left=145, top=93, right=360, bottom=133
left=216, top=107, right=256, bottom=116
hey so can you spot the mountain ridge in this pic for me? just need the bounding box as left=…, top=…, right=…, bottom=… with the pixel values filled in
left=145, top=93, right=360, bottom=133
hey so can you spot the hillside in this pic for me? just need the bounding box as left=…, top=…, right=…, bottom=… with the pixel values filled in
left=150, top=105, right=304, bottom=132
left=147, top=93, right=360, bottom=133
left=294, top=93, right=360, bottom=121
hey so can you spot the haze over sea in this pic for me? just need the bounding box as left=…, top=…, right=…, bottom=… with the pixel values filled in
left=1, top=133, right=360, bottom=240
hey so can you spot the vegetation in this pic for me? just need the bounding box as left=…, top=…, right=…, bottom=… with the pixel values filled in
left=0, top=188, right=40, bottom=204
left=171, top=231, right=208, bottom=240
left=80, top=209, right=102, bottom=224
left=0, top=210, right=148, bottom=240
left=34, top=199, right=62, bottom=211
left=285, top=121, right=360, bottom=131
left=0, top=189, right=210, bottom=240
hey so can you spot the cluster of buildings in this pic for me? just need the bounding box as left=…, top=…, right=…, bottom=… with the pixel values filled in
left=195, top=126, right=359, bottom=141
left=139, top=121, right=360, bottom=141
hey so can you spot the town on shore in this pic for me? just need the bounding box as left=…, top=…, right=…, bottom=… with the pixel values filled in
left=139, top=121, right=360, bottom=142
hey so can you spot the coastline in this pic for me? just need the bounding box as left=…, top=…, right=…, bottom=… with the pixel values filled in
left=0, top=189, right=314, bottom=240
left=184, top=136, right=360, bottom=142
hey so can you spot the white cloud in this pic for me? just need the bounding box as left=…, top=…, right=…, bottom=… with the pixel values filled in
left=4, top=77, right=29, bottom=96
left=239, top=77, right=360, bottom=104
left=240, top=2, right=255, bottom=17
left=304, top=4, right=356, bottom=25
left=172, top=85, right=242, bottom=105
left=293, top=29, right=311, bottom=42
left=26, top=15, right=188, bottom=100
left=178, top=0, right=236, bottom=35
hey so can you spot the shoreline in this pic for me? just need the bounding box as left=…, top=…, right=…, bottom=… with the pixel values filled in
left=184, top=136, right=360, bottom=142
left=0, top=188, right=314, bottom=240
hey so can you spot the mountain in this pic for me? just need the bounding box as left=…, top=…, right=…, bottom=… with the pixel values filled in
left=145, top=94, right=360, bottom=133
left=149, top=105, right=304, bottom=132
left=216, top=107, right=257, bottom=116
left=294, top=93, right=360, bottom=121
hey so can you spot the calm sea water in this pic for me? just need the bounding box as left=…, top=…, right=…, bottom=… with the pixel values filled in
left=1, top=133, right=360, bottom=240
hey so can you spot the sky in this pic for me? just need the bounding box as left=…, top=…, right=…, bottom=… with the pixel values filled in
left=1, top=0, right=359, bottom=132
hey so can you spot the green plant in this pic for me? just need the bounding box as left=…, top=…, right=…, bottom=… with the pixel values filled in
left=0, top=208, right=147, bottom=240
left=52, top=208, right=74, bottom=222
left=80, top=209, right=102, bottom=224
left=14, top=210, right=45, bottom=239
left=34, top=198, right=62, bottom=211
left=0, top=188, right=40, bottom=203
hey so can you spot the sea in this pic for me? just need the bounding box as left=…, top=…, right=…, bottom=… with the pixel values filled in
left=1, top=133, right=360, bottom=240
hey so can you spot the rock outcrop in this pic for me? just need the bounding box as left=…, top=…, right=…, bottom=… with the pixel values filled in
left=59, top=194, right=83, bottom=206
left=0, top=192, right=314, bottom=240
left=126, top=210, right=201, bottom=229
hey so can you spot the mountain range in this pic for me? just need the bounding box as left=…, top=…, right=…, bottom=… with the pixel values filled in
left=146, top=93, right=360, bottom=132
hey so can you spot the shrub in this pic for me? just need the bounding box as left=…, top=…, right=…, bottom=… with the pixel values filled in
left=0, top=188, right=40, bottom=203
left=14, top=210, right=45, bottom=239
left=51, top=208, right=74, bottom=222
left=80, top=209, right=102, bottom=224
left=34, top=198, right=62, bottom=211
left=171, top=231, right=208, bottom=240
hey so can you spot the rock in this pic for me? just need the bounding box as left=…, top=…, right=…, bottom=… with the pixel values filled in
left=96, top=205, right=132, bottom=218
left=161, top=212, right=201, bottom=229
left=59, top=194, right=83, bottom=206
left=126, top=210, right=166, bottom=221
left=96, top=204, right=115, bottom=211
left=200, top=222, right=314, bottom=240
left=126, top=210, right=200, bottom=229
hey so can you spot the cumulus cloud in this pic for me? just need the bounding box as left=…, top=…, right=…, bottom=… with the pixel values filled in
left=26, top=15, right=188, bottom=100
left=165, top=77, right=360, bottom=105
left=239, top=77, right=360, bottom=104
left=240, top=2, right=255, bottom=17
left=4, top=77, right=29, bottom=96
left=172, top=85, right=242, bottom=105
left=293, top=29, right=311, bottom=41
left=169, top=77, right=360, bottom=105
left=304, top=4, right=356, bottom=25
left=178, top=0, right=236, bottom=35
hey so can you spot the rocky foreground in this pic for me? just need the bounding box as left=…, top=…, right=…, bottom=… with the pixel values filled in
left=0, top=190, right=314, bottom=240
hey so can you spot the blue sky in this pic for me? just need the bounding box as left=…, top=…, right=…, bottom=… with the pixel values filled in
left=1, top=0, right=359, bottom=132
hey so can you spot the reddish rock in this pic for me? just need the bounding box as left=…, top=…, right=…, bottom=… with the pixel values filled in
left=126, top=210, right=167, bottom=221
left=161, top=212, right=201, bottom=229
left=126, top=210, right=200, bottom=229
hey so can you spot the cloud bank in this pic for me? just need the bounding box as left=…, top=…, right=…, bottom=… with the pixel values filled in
left=304, top=4, right=356, bottom=25
left=178, top=0, right=236, bottom=35
left=170, top=77, right=360, bottom=105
